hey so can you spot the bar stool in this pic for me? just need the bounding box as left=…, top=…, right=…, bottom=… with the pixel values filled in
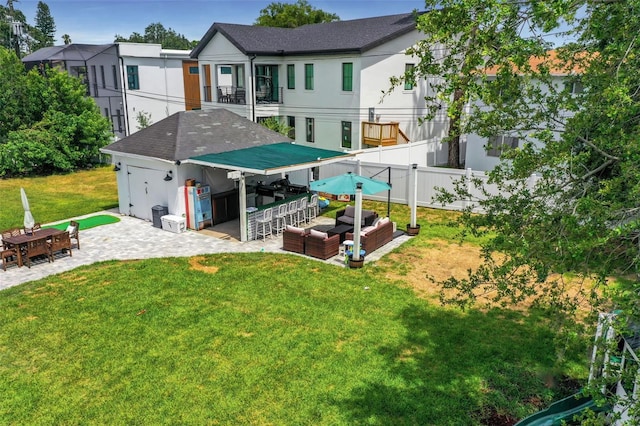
left=297, top=197, right=308, bottom=224
left=307, top=194, right=318, bottom=222
left=286, top=200, right=298, bottom=226
left=274, top=203, right=288, bottom=235
left=256, top=208, right=273, bottom=240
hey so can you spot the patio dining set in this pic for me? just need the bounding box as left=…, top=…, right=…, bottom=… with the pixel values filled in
left=1, top=222, right=79, bottom=270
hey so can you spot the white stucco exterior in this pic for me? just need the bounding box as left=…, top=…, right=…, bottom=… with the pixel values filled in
left=194, top=28, right=450, bottom=154
left=117, top=43, right=193, bottom=134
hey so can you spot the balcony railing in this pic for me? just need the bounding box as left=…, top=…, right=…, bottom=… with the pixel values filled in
left=361, top=122, right=410, bottom=147
left=256, top=86, right=283, bottom=104
left=217, top=86, right=246, bottom=104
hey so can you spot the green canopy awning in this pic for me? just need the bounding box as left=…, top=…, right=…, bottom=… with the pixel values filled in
left=186, top=142, right=354, bottom=175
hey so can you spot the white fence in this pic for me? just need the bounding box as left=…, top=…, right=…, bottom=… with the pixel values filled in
left=319, top=159, right=538, bottom=213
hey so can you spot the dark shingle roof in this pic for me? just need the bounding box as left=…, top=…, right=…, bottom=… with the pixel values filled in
left=22, top=43, right=115, bottom=63
left=191, top=13, right=420, bottom=58
left=101, top=109, right=292, bottom=162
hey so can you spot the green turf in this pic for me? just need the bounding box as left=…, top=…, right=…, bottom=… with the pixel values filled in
left=45, top=214, right=120, bottom=231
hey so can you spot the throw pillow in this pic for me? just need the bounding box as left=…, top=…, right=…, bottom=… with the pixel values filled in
left=360, top=225, right=376, bottom=236
left=286, top=225, right=305, bottom=234
left=371, top=217, right=380, bottom=227
left=310, top=229, right=328, bottom=239
left=378, top=217, right=390, bottom=226
left=66, top=225, right=75, bottom=233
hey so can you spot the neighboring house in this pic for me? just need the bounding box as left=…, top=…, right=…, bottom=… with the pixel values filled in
left=22, top=43, right=201, bottom=140
left=100, top=109, right=353, bottom=241
left=464, top=50, right=583, bottom=171
left=190, top=13, right=450, bottom=152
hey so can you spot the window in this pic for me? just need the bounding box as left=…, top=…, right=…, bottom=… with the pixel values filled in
left=304, top=64, right=314, bottom=90
left=404, top=64, right=415, bottom=90
left=115, top=109, right=123, bottom=132
left=287, top=64, right=295, bottom=89
left=189, top=66, right=199, bottom=74
left=287, top=116, right=295, bottom=139
left=487, top=135, right=519, bottom=157
left=565, top=80, right=583, bottom=94
left=100, top=65, right=105, bottom=89
left=126, top=65, right=139, bottom=90
left=91, top=65, right=97, bottom=95
left=112, top=65, right=118, bottom=90
left=342, top=63, right=353, bottom=91
left=341, top=121, right=352, bottom=148
left=305, top=118, right=314, bottom=142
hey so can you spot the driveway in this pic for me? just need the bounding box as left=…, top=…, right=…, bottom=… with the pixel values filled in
left=2, top=210, right=409, bottom=291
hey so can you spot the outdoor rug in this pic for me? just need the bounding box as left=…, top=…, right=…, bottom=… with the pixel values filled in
left=46, top=215, right=120, bottom=231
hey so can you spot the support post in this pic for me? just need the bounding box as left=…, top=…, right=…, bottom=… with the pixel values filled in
left=239, top=172, right=248, bottom=242
left=352, top=182, right=363, bottom=261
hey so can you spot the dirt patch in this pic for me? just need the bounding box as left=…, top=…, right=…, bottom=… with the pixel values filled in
left=189, top=256, right=219, bottom=274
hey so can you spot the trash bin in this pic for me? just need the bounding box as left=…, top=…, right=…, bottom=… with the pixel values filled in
left=151, top=205, right=169, bottom=228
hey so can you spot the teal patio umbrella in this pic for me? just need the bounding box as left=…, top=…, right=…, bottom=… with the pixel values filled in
left=310, top=172, right=391, bottom=195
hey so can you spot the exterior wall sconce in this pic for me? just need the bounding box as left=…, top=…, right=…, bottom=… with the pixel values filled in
left=164, top=171, right=173, bottom=181
left=113, top=162, right=121, bottom=171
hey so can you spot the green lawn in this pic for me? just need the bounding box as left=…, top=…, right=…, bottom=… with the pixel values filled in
left=0, top=169, right=589, bottom=424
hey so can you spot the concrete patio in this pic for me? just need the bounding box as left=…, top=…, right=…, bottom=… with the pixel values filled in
left=1, top=209, right=410, bottom=291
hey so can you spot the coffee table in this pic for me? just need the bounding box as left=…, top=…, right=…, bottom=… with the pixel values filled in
left=327, top=224, right=353, bottom=243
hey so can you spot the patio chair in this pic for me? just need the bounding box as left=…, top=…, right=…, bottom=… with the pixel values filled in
left=23, top=223, right=41, bottom=234
left=256, top=208, right=273, bottom=240
left=274, top=203, right=288, bottom=235
left=48, top=231, right=72, bottom=261
left=282, top=225, right=307, bottom=254
left=1, top=246, right=18, bottom=271
left=2, top=228, right=21, bottom=249
left=307, top=194, right=318, bottom=222
left=24, top=237, right=51, bottom=268
left=304, top=229, right=340, bottom=260
left=67, top=220, right=80, bottom=249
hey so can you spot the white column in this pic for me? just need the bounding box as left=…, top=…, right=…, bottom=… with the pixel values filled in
left=353, top=182, right=363, bottom=261
left=410, top=163, right=418, bottom=227
left=239, top=172, right=248, bottom=242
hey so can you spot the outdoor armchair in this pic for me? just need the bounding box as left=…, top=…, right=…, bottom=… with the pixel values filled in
left=335, top=205, right=377, bottom=227
left=282, top=225, right=308, bottom=254
left=304, top=229, right=340, bottom=260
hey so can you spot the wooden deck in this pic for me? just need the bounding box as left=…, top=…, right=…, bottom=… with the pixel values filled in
left=361, top=122, right=410, bottom=147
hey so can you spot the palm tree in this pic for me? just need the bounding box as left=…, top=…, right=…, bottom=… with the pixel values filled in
left=62, top=34, right=71, bottom=45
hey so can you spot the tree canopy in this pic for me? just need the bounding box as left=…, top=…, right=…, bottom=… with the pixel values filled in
left=32, top=0, right=56, bottom=50
left=114, top=23, right=197, bottom=50
left=0, top=47, right=112, bottom=176
left=254, top=0, right=339, bottom=28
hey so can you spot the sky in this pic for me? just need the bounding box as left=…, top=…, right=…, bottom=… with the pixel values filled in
left=17, top=0, right=427, bottom=45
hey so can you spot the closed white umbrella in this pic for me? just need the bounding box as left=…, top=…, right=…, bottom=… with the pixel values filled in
left=21, top=187, right=35, bottom=232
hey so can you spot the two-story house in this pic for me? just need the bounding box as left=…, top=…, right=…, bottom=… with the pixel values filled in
left=22, top=43, right=200, bottom=140
left=190, top=13, right=449, bottom=153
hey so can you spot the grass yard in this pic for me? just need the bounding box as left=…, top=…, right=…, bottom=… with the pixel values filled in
left=0, top=254, right=587, bottom=425
left=0, top=169, right=590, bottom=424
left=0, top=166, right=118, bottom=230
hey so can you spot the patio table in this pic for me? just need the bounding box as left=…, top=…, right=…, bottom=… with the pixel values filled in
left=3, top=228, right=63, bottom=267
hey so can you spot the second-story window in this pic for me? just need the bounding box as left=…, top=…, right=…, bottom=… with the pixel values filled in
left=404, top=63, right=415, bottom=90
left=305, top=64, right=314, bottom=90
left=112, top=65, right=118, bottom=90
left=100, top=65, right=106, bottom=89
left=287, top=64, right=295, bottom=89
left=91, top=65, right=97, bottom=96
left=126, top=65, right=139, bottom=90
left=342, top=63, right=353, bottom=91
left=306, top=117, right=314, bottom=142
left=288, top=116, right=295, bottom=139
left=487, top=135, right=519, bottom=157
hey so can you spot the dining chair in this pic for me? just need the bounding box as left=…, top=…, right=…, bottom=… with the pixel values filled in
left=256, top=208, right=273, bottom=240
left=1, top=247, right=18, bottom=271
left=24, top=237, right=51, bottom=268
left=67, top=220, right=80, bottom=249
left=48, top=231, right=72, bottom=261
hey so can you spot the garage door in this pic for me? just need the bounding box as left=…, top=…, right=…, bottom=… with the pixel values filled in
left=127, top=166, right=168, bottom=221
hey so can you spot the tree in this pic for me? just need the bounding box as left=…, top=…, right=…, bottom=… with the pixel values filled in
left=62, top=33, right=71, bottom=45
left=0, top=47, right=112, bottom=176
left=254, top=0, right=339, bottom=28
left=114, top=22, right=197, bottom=50
left=259, top=116, right=292, bottom=137
left=33, top=1, right=55, bottom=50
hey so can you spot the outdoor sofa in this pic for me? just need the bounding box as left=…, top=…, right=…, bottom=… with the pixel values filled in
left=282, top=225, right=308, bottom=254
left=304, top=229, right=340, bottom=260
left=335, top=205, right=377, bottom=227
left=345, top=217, right=393, bottom=254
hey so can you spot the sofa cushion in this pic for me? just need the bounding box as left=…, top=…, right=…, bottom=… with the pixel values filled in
left=360, top=225, right=376, bottom=236
left=344, top=205, right=355, bottom=217
left=286, top=225, right=305, bottom=234
left=309, top=229, right=328, bottom=239
left=338, top=215, right=355, bottom=225
left=378, top=217, right=390, bottom=226
left=371, top=217, right=380, bottom=227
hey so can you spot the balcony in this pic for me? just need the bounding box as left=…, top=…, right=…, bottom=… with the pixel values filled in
left=361, top=122, right=410, bottom=147
left=217, top=86, right=246, bottom=104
